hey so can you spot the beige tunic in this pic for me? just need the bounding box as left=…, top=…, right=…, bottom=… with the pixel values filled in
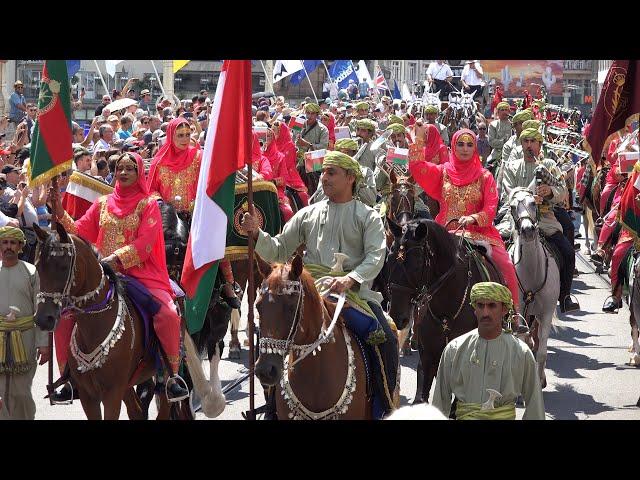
left=488, top=119, right=513, bottom=162
left=432, top=329, right=545, bottom=420
left=0, top=260, right=46, bottom=420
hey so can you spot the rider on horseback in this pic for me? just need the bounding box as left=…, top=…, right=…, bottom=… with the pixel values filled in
left=148, top=118, right=242, bottom=310
left=486, top=102, right=512, bottom=175
left=408, top=127, right=521, bottom=312
left=498, top=128, right=580, bottom=313
left=424, top=104, right=449, bottom=146
left=51, top=153, right=189, bottom=401
left=496, top=109, right=533, bottom=198
left=353, top=118, right=380, bottom=171
left=242, top=150, right=399, bottom=418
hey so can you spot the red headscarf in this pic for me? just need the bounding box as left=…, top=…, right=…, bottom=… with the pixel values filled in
left=148, top=118, right=199, bottom=178
left=275, top=122, right=297, bottom=168
left=423, top=124, right=449, bottom=165
left=251, top=132, right=273, bottom=179
left=107, top=152, right=150, bottom=217
left=444, top=129, right=484, bottom=186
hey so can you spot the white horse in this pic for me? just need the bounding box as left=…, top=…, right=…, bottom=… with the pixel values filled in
left=628, top=254, right=640, bottom=366
left=509, top=188, right=560, bottom=389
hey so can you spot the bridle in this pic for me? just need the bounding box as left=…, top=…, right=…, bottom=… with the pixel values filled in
left=36, top=237, right=107, bottom=313
left=388, top=182, right=415, bottom=223
left=510, top=189, right=539, bottom=233
left=388, top=221, right=472, bottom=342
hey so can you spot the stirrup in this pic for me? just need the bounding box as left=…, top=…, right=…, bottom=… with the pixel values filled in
left=49, top=381, right=75, bottom=406
left=166, top=375, right=190, bottom=403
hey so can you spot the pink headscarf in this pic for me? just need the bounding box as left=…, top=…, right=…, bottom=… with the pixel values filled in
left=423, top=124, right=449, bottom=165
left=107, top=152, right=150, bottom=217
left=444, top=129, right=484, bottom=186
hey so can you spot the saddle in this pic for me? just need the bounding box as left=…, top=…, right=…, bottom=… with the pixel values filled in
left=540, top=235, right=564, bottom=272
left=464, top=239, right=504, bottom=284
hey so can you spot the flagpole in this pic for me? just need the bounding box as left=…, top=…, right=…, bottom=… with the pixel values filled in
left=150, top=60, right=168, bottom=99
left=259, top=60, right=275, bottom=93
left=93, top=60, right=110, bottom=98
left=300, top=60, right=318, bottom=103
left=322, top=61, right=339, bottom=99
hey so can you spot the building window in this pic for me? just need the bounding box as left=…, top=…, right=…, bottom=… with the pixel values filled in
left=391, top=61, right=401, bottom=82
left=408, top=62, right=417, bottom=83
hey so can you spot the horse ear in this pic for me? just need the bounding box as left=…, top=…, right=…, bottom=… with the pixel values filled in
left=32, top=223, right=49, bottom=243
left=55, top=222, right=71, bottom=244
left=388, top=218, right=402, bottom=238
left=290, top=253, right=303, bottom=281
left=415, top=221, right=428, bottom=240
left=255, top=253, right=273, bottom=279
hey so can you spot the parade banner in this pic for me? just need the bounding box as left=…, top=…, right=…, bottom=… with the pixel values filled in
left=29, top=60, right=74, bottom=187
left=334, top=126, right=351, bottom=140
left=328, top=60, right=359, bottom=89
left=481, top=60, right=564, bottom=97
left=305, top=149, right=326, bottom=172
left=289, top=60, right=322, bottom=85
left=585, top=60, right=640, bottom=166
left=182, top=60, right=252, bottom=334
left=224, top=181, right=282, bottom=261
left=387, top=147, right=409, bottom=166
left=273, top=60, right=304, bottom=84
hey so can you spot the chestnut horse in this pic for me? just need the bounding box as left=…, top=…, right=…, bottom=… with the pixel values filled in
left=32, top=223, right=212, bottom=420
left=253, top=254, right=372, bottom=420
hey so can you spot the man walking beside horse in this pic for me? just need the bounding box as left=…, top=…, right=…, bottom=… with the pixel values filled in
left=0, top=226, right=50, bottom=420
left=432, top=282, right=545, bottom=420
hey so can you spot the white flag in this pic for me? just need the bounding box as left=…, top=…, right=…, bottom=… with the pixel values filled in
left=272, top=60, right=304, bottom=84
left=401, top=83, right=413, bottom=102
left=105, top=60, right=124, bottom=78
left=356, top=60, right=374, bottom=88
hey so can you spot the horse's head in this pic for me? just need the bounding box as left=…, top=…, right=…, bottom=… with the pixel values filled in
left=159, top=202, right=188, bottom=280
left=33, top=223, right=78, bottom=331
left=388, top=172, right=416, bottom=225
left=386, top=218, right=434, bottom=330
left=254, top=253, right=321, bottom=387
left=510, top=188, right=539, bottom=241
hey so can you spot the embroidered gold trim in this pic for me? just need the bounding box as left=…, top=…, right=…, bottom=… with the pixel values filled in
left=98, top=197, right=149, bottom=257
left=115, top=245, right=142, bottom=270
left=69, top=171, right=114, bottom=195
left=234, top=180, right=278, bottom=195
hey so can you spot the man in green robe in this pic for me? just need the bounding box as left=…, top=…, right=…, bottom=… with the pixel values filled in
left=296, top=102, right=329, bottom=152
left=353, top=118, right=380, bottom=172
left=487, top=101, right=513, bottom=170
left=432, top=282, right=545, bottom=420
left=0, top=226, right=49, bottom=420
left=424, top=104, right=449, bottom=146
left=497, top=109, right=532, bottom=197
left=242, top=151, right=398, bottom=418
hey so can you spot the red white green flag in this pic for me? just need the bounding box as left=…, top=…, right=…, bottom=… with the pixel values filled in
left=29, top=60, right=73, bottom=187
left=304, top=149, right=326, bottom=173
left=289, top=115, right=305, bottom=133
left=386, top=146, right=409, bottom=166
left=181, top=60, right=252, bottom=333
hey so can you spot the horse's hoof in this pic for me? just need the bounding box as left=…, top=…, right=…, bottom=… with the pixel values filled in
left=228, top=348, right=241, bottom=360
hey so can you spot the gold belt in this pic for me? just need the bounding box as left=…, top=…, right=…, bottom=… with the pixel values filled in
left=0, top=315, right=36, bottom=374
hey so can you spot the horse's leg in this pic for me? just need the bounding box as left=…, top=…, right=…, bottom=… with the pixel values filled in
left=124, top=387, right=146, bottom=420
left=183, top=331, right=225, bottom=418
left=535, top=312, right=553, bottom=390
left=156, top=393, right=171, bottom=420
left=229, top=309, right=242, bottom=359
left=630, top=311, right=640, bottom=365
left=205, top=342, right=226, bottom=417
left=102, top=389, right=126, bottom=420
left=413, top=355, right=424, bottom=404
left=79, top=394, right=103, bottom=420
left=135, top=378, right=155, bottom=420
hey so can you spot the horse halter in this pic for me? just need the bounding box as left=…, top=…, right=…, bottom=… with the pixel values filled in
left=258, top=279, right=306, bottom=357
left=510, top=189, right=538, bottom=231
left=36, top=237, right=107, bottom=312
left=389, top=182, right=415, bottom=222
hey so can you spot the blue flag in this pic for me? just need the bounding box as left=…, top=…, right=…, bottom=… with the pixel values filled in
left=328, top=60, right=359, bottom=89
left=290, top=60, right=322, bottom=85
left=393, top=80, right=401, bottom=100
left=66, top=60, right=81, bottom=78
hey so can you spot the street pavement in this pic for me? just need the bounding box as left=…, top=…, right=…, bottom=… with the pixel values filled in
left=32, top=213, right=640, bottom=420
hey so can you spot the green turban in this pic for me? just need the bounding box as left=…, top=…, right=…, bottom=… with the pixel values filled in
left=522, top=119, right=541, bottom=130
left=323, top=151, right=364, bottom=184
left=532, top=100, right=546, bottom=110
left=0, top=226, right=26, bottom=245
left=386, top=123, right=407, bottom=134
left=355, top=101, right=369, bottom=111
left=424, top=105, right=439, bottom=114
left=355, top=118, right=376, bottom=133
left=519, top=127, right=544, bottom=142
left=512, top=110, right=533, bottom=124
left=334, top=138, right=359, bottom=153
left=496, top=101, right=510, bottom=111
left=470, top=282, right=513, bottom=312
left=304, top=103, right=321, bottom=114
left=388, top=114, right=404, bottom=126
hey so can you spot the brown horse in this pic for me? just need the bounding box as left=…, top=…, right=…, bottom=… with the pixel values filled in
left=253, top=253, right=372, bottom=420
left=32, top=223, right=207, bottom=420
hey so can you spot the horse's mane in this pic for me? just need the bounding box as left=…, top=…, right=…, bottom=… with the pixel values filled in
left=267, top=263, right=323, bottom=317
left=159, top=202, right=187, bottom=242
left=415, top=219, right=457, bottom=260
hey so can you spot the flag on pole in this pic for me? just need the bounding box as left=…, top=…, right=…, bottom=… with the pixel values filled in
left=392, top=80, right=401, bottom=100
left=328, top=60, right=359, bottom=89
left=355, top=60, right=374, bottom=88
left=401, top=83, right=413, bottom=102
left=29, top=61, right=74, bottom=187
left=104, top=60, right=124, bottom=78
left=386, top=147, right=409, bottom=166
left=375, top=65, right=389, bottom=93
left=585, top=60, right=640, bottom=165
left=272, top=60, right=304, bottom=84
left=173, top=60, right=191, bottom=73
left=289, top=60, right=322, bottom=85
left=304, top=149, right=326, bottom=173
left=181, top=60, right=252, bottom=333
left=66, top=60, right=81, bottom=78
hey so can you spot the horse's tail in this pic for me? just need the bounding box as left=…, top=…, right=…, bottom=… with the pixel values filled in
left=183, top=332, right=226, bottom=418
